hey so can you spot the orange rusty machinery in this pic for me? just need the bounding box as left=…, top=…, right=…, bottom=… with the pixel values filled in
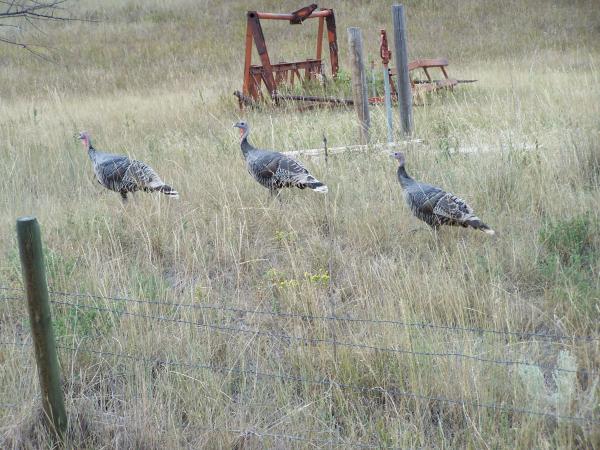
left=373, top=29, right=476, bottom=105
left=235, top=4, right=339, bottom=108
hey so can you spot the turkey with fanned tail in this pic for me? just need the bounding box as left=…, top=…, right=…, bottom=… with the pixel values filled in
left=233, top=121, right=328, bottom=197
left=77, top=131, right=179, bottom=202
left=391, top=151, right=495, bottom=235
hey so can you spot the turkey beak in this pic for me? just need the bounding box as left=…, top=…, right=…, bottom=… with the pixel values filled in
left=389, top=152, right=396, bottom=158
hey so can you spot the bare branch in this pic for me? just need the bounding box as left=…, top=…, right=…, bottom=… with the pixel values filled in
left=0, top=35, right=55, bottom=62
left=0, top=0, right=96, bottom=60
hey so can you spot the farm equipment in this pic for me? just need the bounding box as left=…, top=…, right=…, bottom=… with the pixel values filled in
left=372, top=29, right=476, bottom=104
left=234, top=5, right=475, bottom=109
left=234, top=3, right=340, bottom=108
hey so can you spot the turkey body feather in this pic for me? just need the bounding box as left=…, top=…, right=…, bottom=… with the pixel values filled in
left=247, top=149, right=324, bottom=191
left=235, top=121, right=327, bottom=195
left=78, top=132, right=179, bottom=201
left=394, top=153, right=494, bottom=234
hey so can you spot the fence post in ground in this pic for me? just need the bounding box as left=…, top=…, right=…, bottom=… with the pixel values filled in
left=16, top=216, right=67, bottom=440
left=392, top=4, right=413, bottom=136
left=347, top=27, right=370, bottom=145
left=323, top=135, right=337, bottom=363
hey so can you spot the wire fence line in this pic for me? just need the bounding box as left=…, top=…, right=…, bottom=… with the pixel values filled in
left=2, top=293, right=596, bottom=377
left=47, top=299, right=597, bottom=377
left=56, top=344, right=600, bottom=425
left=1, top=285, right=598, bottom=342
left=0, top=296, right=23, bottom=302
left=0, top=403, right=17, bottom=409
left=2, top=326, right=598, bottom=425
left=0, top=341, right=30, bottom=347
left=215, top=427, right=401, bottom=450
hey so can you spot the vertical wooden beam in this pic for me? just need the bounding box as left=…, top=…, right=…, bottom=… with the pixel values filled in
left=347, top=27, right=370, bottom=145
left=325, top=11, right=339, bottom=77
left=242, top=16, right=254, bottom=99
left=16, top=216, right=67, bottom=440
left=316, top=16, right=324, bottom=62
left=248, top=12, right=277, bottom=97
left=392, top=4, right=413, bottom=136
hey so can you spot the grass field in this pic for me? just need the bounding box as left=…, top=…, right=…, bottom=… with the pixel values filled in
left=1, top=0, right=599, bottom=448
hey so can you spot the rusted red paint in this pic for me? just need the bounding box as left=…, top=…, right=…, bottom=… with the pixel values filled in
left=240, top=5, right=339, bottom=108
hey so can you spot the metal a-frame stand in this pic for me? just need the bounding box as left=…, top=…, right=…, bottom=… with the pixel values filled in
left=235, top=4, right=339, bottom=108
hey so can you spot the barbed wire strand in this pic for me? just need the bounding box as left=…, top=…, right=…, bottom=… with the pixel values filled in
left=57, top=344, right=600, bottom=424
left=224, top=428, right=399, bottom=449
left=0, top=341, right=397, bottom=449
left=2, top=343, right=597, bottom=424
left=49, top=299, right=596, bottom=376
left=0, top=341, right=30, bottom=347
left=1, top=285, right=597, bottom=342
left=0, top=296, right=23, bottom=302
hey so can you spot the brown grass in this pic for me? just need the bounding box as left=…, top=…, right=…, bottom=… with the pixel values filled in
left=1, top=0, right=599, bottom=448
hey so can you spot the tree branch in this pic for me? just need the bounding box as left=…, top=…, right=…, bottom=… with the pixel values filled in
left=0, top=1, right=96, bottom=60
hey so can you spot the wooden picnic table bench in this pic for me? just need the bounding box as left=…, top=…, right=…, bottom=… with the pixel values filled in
left=388, top=57, right=458, bottom=98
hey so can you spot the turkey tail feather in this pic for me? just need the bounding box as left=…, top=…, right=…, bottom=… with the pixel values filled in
left=465, top=217, right=495, bottom=235
left=158, top=184, right=179, bottom=199
left=306, top=181, right=328, bottom=193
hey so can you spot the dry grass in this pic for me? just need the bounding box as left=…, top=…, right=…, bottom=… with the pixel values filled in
left=1, top=0, right=599, bottom=448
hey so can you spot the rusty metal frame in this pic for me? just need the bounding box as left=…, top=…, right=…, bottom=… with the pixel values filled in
left=370, top=29, right=475, bottom=105
left=237, top=4, right=339, bottom=108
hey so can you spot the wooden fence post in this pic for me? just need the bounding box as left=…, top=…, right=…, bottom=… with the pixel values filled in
left=392, top=4, right=413, bottom=136
left=347, top=27, right=370, bottom=145
left=16, top=216, right=67, bottom=439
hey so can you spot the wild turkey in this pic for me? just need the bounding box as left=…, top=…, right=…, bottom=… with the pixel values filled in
left=233, top=121, right=328, bottom=196
left=77, top=131, right=179, bottom=202
left=391, top=151, right=495, bottom=234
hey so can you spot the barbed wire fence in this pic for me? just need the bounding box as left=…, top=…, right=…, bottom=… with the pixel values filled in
left=2, top=214, right=600, bottom=446
left=2, top=283, right=599, bottom=447
left=2, top=286, right=598, bottom=342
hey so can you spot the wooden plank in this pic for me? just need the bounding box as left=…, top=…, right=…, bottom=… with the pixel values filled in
left=325, top=11, right=339, bottom=76
left=250, top=60, right=321, bottom=72
left=408, top=58, right=449, bottom=70
left=255, top=10, right=331, bottom=20
left=242, top=16, right=254, bottom=98
left=316, top=16, right=325, bottom=61
left=392, top=5, right=413, bottom=136
left=347, top=27, right=370, bottom=145
left=283, top=141, right=540, bottom=158
left=283, top=140, right=421, bottom=158
left=248, top=12, right=277, bottom=96
left=414, top=79, right=458, bottom=93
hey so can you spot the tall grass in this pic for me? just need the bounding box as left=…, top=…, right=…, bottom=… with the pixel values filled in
left=1, top=0, right=599, bottom=447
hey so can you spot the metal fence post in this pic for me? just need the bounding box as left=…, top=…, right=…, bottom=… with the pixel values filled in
left=392, top=4, right=413, bottom=136
left=16, top=216, right=67, bottom=439
left=347, top=27, right=370, bottom=145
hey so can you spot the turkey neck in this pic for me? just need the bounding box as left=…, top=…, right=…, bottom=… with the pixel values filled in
left=85, top=139, right=98, bottom=162
left=240, top=129, right=253, bottom=156
left=396, top=164, right=415, bottom=188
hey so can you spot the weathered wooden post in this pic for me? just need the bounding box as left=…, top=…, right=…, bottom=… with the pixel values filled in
left=347, top=27, right=370, bottom=145
left=392, top=4, right=413, bottom=136
left=380, top=30, right=394, bottom=144
left=16, top=216, right=67, bottom=439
